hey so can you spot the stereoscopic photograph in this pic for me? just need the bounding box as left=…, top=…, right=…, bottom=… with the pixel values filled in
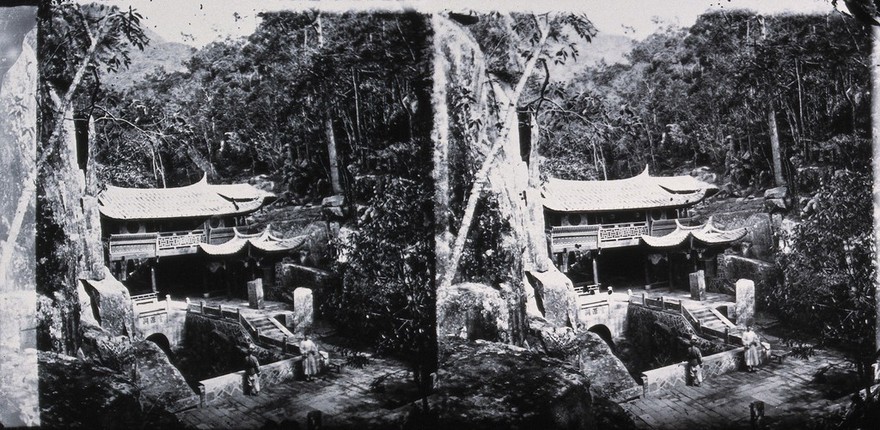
left=1, top=0, right=879, bottom=429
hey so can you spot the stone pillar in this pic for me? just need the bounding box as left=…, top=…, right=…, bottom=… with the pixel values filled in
left=561, top=251, right=569, bottom=273
left=592, top=255, right=599, bottom=285
left=293, top=287, right=314, bottom=334
left=150, top=265, right=157, bottom=293
left=247, top=279, right=264, bottom=310
left=689, top=270, right=706, bottom=301
left=735, top=279, right=756, bottom=327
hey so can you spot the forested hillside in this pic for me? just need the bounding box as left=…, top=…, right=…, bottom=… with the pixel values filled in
left=93, top=12, right=432, bottom=197
left=537, top=11, right=871, bottom=198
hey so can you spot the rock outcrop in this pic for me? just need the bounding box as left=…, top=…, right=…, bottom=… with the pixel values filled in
left=38, top=351, right=180, bottom=428
left=715, top=254, right=777, bottom=309
left=527, top=269, right=579, bottom=330
left=528, top=315, right=641, bottom=402
left=274, top=262, right=336, bottom=306
left=130, top=341, right=198, bottom=413
left=711, top=212, right=774, bottom=261
left=528, top=314, right=579, bottom=359
left=576, top=331, right=642, bottom=402
left=432, top=338, right=637, bottom=430
left=80, top=269, right=134, bottom=338
left=437, top=282, right=511, bottom=343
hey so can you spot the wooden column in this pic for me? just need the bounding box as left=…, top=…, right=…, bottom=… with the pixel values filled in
left=644, top=257, right=651, bottom=289
left=119, top=259, right=127, bottom=282
left=667, top=252, right=673, bottom=289
left=561, top=251, right=569, bottom=273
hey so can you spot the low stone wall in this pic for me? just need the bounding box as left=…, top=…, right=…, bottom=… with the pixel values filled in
left=198, top=356, right=303, bottom=406
left=641, top=347, right=770, bottom=396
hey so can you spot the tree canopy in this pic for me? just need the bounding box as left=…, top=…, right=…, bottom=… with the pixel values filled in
left=537, top=11, right=871, bottom=193
left=772, top=170, right=875, bottom=374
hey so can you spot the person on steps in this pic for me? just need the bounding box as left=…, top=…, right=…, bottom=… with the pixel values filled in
left=742, top=325, right=760, bottom=372
left=687, top=336, right=703, bottom=386
left=300, top=334, right=320, bottom=381
left=245, top=344, right=261, bottom=395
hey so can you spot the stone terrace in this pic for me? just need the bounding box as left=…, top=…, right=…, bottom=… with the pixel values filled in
left=620, top=347, right=855, bottom=429
left=176, top=355, right=416, bottom=429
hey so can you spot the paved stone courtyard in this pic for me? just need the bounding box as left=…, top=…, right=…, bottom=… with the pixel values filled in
left=176, top=355, right=416, bottom=429
left=620, top=347, right=856, bottom=429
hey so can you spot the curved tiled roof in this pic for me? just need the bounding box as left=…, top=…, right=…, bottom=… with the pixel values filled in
left=541, top=166, right=717, bottom=213
left=640, top=218, right=747, bottom=249
left=98, top=175, right=274, bottom=220
left=199, top=226, right=307, bottom=256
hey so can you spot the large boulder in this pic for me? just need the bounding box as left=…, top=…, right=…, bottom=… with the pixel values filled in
left=298, top=221, right=331, bottom=266
left=131, top=341, right=198, bottom=413
left=81, top=270, right=134, bottom=338
left=432, top=338, right=636, bottom=430
left=437, top=283, right=512, bottom=344
left=763, top=186, right=788, bottom=200
left=691, top=166, right=719, bottom=185
left=527, top=268, right=579, bottom=330
left=38, top=351, right=180, bottom=428
left=576, top=331, right=642, bottom=403
left=740, top=213, right=774, bottom=260
left=715, top=254, right=777, bottom=309
left=527, top=314, right=579, bottom=359
left=273, top=262, right=336, bottom=306
left=712, top=212, right=774, bottom=261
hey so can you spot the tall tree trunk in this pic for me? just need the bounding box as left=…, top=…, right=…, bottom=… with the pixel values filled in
left=872, top=25, right=880, bottom=366
left=767, top=103, right=784, bottom=186
left=325, top=114, right=342, bottom=195
left=433, top=14, right=451, bottom=287
left=316, top=14, right=342, bottom=195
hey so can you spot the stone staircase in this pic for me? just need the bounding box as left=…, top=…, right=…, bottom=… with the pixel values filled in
left=684, top=304, right=739, bottom=337
left=243, top=314, right=297, bottom=346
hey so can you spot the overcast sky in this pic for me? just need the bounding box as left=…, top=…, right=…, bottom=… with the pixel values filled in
left=93, top=0, right=839, bottom=47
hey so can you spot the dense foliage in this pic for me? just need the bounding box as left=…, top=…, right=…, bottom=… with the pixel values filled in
left=328, top=175, right=435, bottom=376
left=772, top=171, right=875, bottom=372
left=538, top=11, right=871, bottom=192
left=94, top=11, right=432, bottom=200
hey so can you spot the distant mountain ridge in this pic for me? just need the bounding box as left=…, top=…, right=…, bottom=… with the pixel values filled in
left=103, top=28, right=195, bottom=91
left=548, top=32, right=635, bottom=83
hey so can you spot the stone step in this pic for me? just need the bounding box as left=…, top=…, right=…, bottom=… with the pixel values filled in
left=251, top=318, right=275, bottom=327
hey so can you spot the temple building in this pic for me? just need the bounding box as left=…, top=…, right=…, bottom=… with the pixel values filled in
left=542, top=166, right=746, bottom=291
left=98, top=175, right=301, bottom=297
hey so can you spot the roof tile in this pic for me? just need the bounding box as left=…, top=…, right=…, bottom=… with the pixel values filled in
left=98, top=175, right=274, bottom=220
left=541, top=166, right=717, bottom=212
